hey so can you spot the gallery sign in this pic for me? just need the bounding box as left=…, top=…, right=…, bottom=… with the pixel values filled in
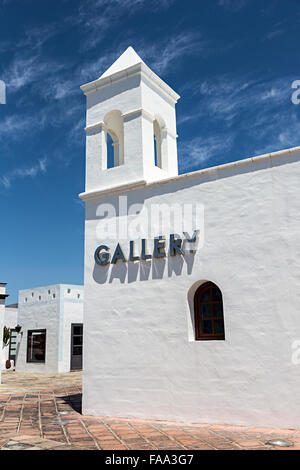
left=94, top=231, right=199, bottom=266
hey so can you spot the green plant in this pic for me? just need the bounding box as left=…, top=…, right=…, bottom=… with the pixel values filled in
left=3, top=326, right=10, bottom=346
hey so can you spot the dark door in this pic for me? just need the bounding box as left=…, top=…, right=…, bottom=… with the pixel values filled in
left=9, top=329, right=17, bottom=363
left=70, top=324, right=83, bottom=370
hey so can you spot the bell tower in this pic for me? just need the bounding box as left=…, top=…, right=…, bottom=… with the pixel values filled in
left=80, top=47, right=180, bottom=195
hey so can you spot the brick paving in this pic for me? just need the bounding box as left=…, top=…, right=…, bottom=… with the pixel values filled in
left=0, top=371, right=299, bottom=450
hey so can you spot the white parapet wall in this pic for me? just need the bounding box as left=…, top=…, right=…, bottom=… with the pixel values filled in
left=16, top=284, right=83, bottom=374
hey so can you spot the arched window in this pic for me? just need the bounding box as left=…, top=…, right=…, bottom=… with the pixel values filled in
left=153, top=118, right=162, bottom=168
left=107, top=132, right=115, bottom=169
left=194, top=282, right=225, bottom=341
left=104, top=110, right=124, bottom=169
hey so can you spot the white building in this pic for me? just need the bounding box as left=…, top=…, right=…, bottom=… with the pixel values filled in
left=0, top=283, right=9, bottom=383
left=79, top=47, right=300, bottom=429
left=16, top=284, right=83, bottom=373
left=1, top=303, right=18, bottom=370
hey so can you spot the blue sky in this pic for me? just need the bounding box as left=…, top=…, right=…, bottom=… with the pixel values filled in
left=1, top=0, right=300, bottom=303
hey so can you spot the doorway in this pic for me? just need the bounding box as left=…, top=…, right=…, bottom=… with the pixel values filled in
left=70, top=323, right=83, bottom=371
left=9, top=329, right=18, bottom=365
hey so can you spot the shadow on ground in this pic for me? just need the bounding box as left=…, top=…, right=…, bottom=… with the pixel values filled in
left=58, top=393, right=82, bottom=413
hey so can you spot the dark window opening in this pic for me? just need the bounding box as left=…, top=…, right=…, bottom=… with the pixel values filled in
left=194, top=282, right=225, bottom=341
left=154, top=136, right=158, bottom=167
left=9, top=329, right=17, bottom=361
left=107, top=132, right=114, bottom=169
left=71, top=323, right=83, bottom=370
left=27, top=330, right=46, bottom=363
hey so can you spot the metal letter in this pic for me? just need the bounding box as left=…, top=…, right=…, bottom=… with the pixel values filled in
left=141, top=239, right=152, bottom=260
left=153, top=236, right=166, bottom=258
left=111, top=243, right=126, bottom=264
left=94, top=245, right=110, bottom=266
left=129, top=240, right=140, bottom=262
left=169, top=234, right=184, bottom=256
left=183, top=230, right=199, bottom=253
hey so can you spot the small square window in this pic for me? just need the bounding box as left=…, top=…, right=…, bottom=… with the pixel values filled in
left=27, top=330, right=46, bottom=363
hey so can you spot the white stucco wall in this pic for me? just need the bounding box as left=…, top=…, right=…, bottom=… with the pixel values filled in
left=16, top=285, right=83, bottom=373
left=1, top=305, right=18, bottom=369
left=4, top=306, right=18, bottom=329
left=82, top=50, right=179, bottom=195
left=0, top=290, right=5, bottom=384
left=82, top=149, right=300, bottom=429
left=58, top=286, right=84, bottom=373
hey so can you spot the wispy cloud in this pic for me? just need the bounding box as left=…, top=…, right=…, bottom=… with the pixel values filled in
left=0, top=0, right=13, bottom=6
left=3, top=54, right=66, bottom=92
left=1, top=158, right=48, bottom=189
left=180, top=75, right=291, bottom=126
left=79, top=30, right=204, bottom=82
left=38, top=77, right=80, bottom=101
left=0, top=113, right=47, bottom=140
left=262, top=20, right=286, bottom=41
left=218, top=0, right=248, bottom=11
left=178, top=73, right=300, bottom=169
left=252, top=111, right=300, bottom=156
left=73, top=0, right=176, bottom=50
left=179, top=134, right=234, bottom=172
left=136, top=32, right=205, bottom=75
left=16, top=22, right=59, bottom=50
left=263, top=28, right=285, bottom=41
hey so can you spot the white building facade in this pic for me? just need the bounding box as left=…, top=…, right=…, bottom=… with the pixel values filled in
left=0, top=284, right=9, bottom=383
left=1, top=303, right=18, bottom=370
left=16, top=284, right=84, bottom=373
left=79, top=47, right=300, bottom=429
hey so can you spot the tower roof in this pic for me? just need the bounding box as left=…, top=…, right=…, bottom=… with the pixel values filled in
left=100, top=46, right=144, bottom=79
left=81, top=46, right=180, bottom=103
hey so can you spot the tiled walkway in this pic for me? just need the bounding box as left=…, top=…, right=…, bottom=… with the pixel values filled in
left=0, top=371, right=299, bottom=450
left=0, top=370, right=82, bottom=393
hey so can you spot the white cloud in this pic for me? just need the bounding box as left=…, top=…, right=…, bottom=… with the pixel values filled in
left=180, top=75, right=291, bottom=126
left=177, top=74, right=300, bottom=170
left=0, top=113, right=47, bottom=140
left=39, top=77, right=80, bottom=101
left=218, top=0, right=248, bottom=11
left=0, top=158, right=48, bottom=189
left=0, top=0, right=13, bottom=6
left=3, top=54, right=67, bottom=92
left=137, top=32, right=205, bottom=75
left=79, top=30, right=204, bottom=82
left=74, top=0, right=176, bottom=51
left=179, top=134, right=234, bottom=172
left=17, top=22, right=59, bottom=50
left=263, top=28, right=285, bottom=41
left=253, top=111, right=300, bottom=156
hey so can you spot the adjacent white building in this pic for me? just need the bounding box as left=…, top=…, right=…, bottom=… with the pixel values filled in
left=16, top=284, right=84, bottom=373
left=1, top=303, right=18, bottom=370
left=0, top=283, right=9, bottom=383
left=79, top=47, right=300, bottom=429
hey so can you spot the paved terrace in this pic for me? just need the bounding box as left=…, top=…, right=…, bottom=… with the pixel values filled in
left=0, top=371, right=299, bottom=450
